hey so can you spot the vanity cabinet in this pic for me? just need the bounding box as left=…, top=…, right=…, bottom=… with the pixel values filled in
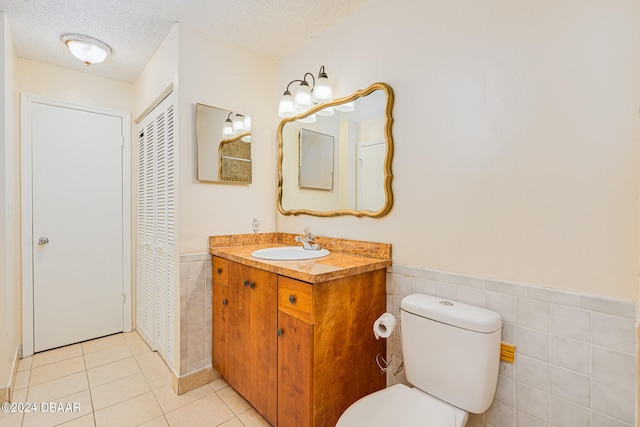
left=212, top=255, right=386, bottom=427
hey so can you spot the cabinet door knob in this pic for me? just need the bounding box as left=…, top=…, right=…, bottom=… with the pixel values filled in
left=222, top=299, right=228, bottom=306
left=249, top=281, right=255, bottom=289
left=217, top=268, right=222, bottom=274
left=244, top=280, right=249, bottom=287
left=277, top=328, right=284, bottom=337
left=288, top=295, right=296, bottom=304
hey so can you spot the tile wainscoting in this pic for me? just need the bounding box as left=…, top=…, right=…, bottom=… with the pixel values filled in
left=386, top=264, right=638, bottom=427
left=178, top=253, right=638, bottom=425
left=179, top=253, right=213, bottom=376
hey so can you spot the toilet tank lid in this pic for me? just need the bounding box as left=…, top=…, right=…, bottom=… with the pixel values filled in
left=401, top=294, right=502, bottom=333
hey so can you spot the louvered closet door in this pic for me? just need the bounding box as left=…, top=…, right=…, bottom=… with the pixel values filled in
left=136, top=113, right=156, bottom=348
left=154, top=97, right=176, bottom=365
left=135, top=92, right=176, bottom=367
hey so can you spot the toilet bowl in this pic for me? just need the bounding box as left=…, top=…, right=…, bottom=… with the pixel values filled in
left=336, top=384, right=468, bottom=427
left=336, top=294, right=502, bottom=427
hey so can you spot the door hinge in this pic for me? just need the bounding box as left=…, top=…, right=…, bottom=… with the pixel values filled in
left=121, top=136, right=125, bottom=147
left=121, top=293, right=126, bottom=304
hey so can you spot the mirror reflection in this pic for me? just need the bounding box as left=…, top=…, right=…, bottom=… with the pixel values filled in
left=278, top=82, right=394, bottom=217
left=197, top=103, right=252, bottom=183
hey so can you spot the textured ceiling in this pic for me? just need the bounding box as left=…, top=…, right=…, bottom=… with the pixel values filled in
left=0, top=0, right=367, bottom=82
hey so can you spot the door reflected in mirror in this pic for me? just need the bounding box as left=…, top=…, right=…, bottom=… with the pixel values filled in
left=278, top=82, right=394, bottom=217
left=197, top=103, right=252, bottom=184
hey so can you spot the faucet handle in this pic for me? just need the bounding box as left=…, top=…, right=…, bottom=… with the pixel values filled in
left=303, top=226, right=314, bottom=240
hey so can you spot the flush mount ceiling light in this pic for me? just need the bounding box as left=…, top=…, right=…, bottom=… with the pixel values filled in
left=278, top=65, right=334, bottom=119
left=62, top=34, right=111, bottom=66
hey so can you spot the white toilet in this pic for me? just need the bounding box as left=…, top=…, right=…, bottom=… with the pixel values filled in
left=336, top=293, right=502, bottom=427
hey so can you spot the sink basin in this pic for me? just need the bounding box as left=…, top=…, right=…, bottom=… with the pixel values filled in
left=251, top=246, right=330, bottom=261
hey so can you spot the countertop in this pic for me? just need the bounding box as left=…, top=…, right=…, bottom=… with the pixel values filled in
left=209, top=234, right=392, bottom=284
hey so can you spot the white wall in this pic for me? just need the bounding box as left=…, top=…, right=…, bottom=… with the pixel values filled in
left=176, top=25, right=278, bottom=253
left=277, top=0, right=640, bottom=302
left=0, top=11, right=17, bottom=390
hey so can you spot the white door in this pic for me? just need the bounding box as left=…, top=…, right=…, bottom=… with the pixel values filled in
left=31, top=102, right=125, bottom=352
left=357, top=140, right=386, bottom=211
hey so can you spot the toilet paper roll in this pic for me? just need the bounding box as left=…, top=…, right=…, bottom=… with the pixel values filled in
left=373, top=312, right=397, bottom=340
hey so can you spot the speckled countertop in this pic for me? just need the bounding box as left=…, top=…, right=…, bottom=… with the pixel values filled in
left=209, top=233, right=392, bottom=284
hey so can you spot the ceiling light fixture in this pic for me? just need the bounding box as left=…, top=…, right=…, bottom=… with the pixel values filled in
left=62, top=34, right=111, bottom=66
left=278, top=65, right=334, bottom=119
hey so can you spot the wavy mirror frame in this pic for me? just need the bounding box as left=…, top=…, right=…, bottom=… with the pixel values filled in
left=277, top=82, right=394, bottom=217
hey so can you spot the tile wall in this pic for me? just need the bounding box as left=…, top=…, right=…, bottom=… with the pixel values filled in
left=179, top=253, right=213, bottom=375
left=386, top=264, right=638, bottom=427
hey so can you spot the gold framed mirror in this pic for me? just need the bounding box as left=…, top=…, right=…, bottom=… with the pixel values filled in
left=197, top=103, right=252, bottom=184
left=277, top=82, right=394, bottom=217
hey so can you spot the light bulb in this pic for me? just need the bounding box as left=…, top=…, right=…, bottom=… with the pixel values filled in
left=222, top=119, right=235, bottom=139
left=335, top=101, right=355, bottom=113
left=232, top=114, right=245, bottom=132
left=293, top=81, right=313, bottom=112
left=278, top=92, right=296, bottom=118
left=298, top=114, right=316, bottom=124
left=313, top=72, right=333, bottom=103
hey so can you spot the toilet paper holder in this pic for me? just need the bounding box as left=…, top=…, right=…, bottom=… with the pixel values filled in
left=376, top=353, right=404, bottom=376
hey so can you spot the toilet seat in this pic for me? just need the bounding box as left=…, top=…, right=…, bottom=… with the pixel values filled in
left=336, top=384, right=462, bottom=427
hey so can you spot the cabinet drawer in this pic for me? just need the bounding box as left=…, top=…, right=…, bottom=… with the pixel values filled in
left=212, top=256, right=229, bottom=286
left=278, top=277, right=313, bottom=323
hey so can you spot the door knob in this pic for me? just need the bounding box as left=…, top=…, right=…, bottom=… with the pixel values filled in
left=38, top=237, right=49, bottom=245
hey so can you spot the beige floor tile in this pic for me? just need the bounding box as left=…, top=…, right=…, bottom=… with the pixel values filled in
left=94, top=392, right=162, bottom=427
left=81, top=334, right=127, bottom=355
left=0, top=412, right=23, bottom=427
left=86, top=357, right=141, bottom=388
left=122, top=331, right=142, bottom=344
left=217, top=418, right=244, bottom=427
left=209, top=377, right=229, bottom=391
left=57, top=414, right=96, bottom=426
left=13, top=370, right=30, bottom=390
left=29, top=356, right=85, bottom=387
left=9, top=388, right=27, bottom=405
left=238, top=408, right=271, bottom=427
left=138, top=415, right=170, bottom=426
left=17, top=356, right=33, bottom=372
left=84, top=344, right=132, bottom=370
left=91, top=372, right=151, bottom=411
left=153, top=384, right=213, bottom=414
left=22, top=390, right=93, bottom=427
left=32, top=344, right=83, bottom=368
left=27, top=371, right=88, bottom=403
left=136, top=352, right=172, bottom=389
left=216, top=386, right=251, bottom=415
left=128, top=339, right=152, bottom=355
left=164, top=394, right=235, bottom=427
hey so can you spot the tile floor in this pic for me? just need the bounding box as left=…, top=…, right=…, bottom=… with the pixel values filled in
left=0, top=332, right=269, bottom=427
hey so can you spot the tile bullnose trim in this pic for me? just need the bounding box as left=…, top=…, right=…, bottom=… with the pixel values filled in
left=390, top=263, right=637, bottom=318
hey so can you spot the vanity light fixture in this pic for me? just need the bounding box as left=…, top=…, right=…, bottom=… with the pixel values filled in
left=62, top=34, right=111, bottom=66
left=222, top=112, right=252, bottom=139
left=278, top=65, right=334, bottom=118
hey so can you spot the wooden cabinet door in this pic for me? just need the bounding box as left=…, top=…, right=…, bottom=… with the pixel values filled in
left=248, top=266, right=278, bottom=426
left=228, top=262, right=278, bottom=426
left=228, top=262, right=252, bottom=399
left=212, top=282, right=228, bottom=378
left=278, top=311, right=313, bottom=427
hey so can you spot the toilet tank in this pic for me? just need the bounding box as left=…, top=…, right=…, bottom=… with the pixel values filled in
left=400, top=294, right=502, bottom=414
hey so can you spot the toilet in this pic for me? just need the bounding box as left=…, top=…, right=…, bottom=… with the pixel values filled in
left=336, top=293, right=502, bottom=427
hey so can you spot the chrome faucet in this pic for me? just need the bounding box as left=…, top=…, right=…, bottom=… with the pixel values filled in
left=295, top=227, right=320, bottom=250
